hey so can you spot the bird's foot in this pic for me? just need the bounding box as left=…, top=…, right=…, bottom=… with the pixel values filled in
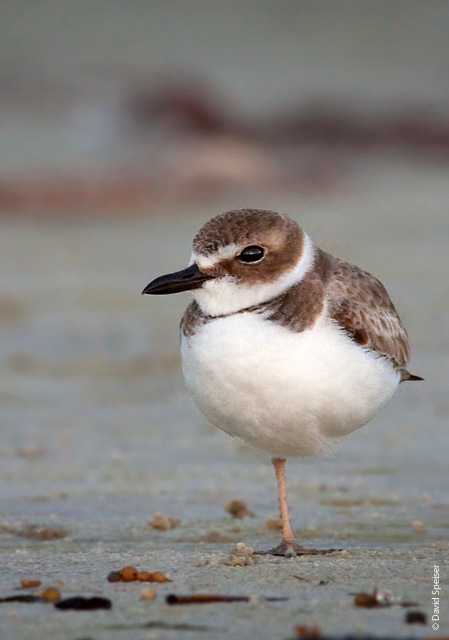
left=254, top=540, right=340, bottom=558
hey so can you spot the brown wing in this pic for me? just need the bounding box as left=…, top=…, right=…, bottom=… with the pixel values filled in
left=326, top=255, right=410, bottom=369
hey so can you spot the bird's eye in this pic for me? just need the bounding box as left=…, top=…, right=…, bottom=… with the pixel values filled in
left=237, top=246, right=265, bottom=263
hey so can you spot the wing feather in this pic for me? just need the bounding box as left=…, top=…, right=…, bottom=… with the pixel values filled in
left=325, top=255, right=410, bottom=368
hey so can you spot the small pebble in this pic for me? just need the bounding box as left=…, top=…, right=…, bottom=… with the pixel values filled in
left=121, top=566, right=138, bottom=582
left=20, top=578, right=41, bottom=589
left=355, top=592, right=378, bottom=608
left=107, top=571, right=122, bottom=583
left=107, top=567, right=171, bottom=583
left=137, top=570, right=172, bottom=583
left=412, top=520, right=426, bottom=533
left=148, top=571, right=171, bottom=583
left=42, top=587, right=61, bottom=603
left=225, top=542, right=259, bottom=566
left=148, top=514, right=181, bottom=531
left=225, top=499, right=253, bottom=518
left=137, top=571, right=152, bottom=582
left=140, top=587, right=157, bottom=602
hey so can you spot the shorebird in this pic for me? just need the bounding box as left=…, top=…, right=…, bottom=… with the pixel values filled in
left=143, top=209, right=421, bottom=556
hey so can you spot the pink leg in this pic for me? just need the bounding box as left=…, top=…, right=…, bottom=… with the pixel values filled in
left=255, top=458, right=340, bottom=557
left=273, top=458, right=295, bottom=544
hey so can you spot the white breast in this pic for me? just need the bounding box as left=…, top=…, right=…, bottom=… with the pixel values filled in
left=181, top=311, right=400, bottom=458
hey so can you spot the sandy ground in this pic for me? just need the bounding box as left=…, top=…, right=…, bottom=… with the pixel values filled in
left=0, top=162, right=448, bottom=639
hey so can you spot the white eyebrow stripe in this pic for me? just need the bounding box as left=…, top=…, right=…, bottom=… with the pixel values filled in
left=191, top=243, right=239, bottom=269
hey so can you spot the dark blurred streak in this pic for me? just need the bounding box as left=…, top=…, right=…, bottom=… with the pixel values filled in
left=261, top=104, right=449, bottom=156
left=1, top=76, right=449, bottom=215
left=131, top=83, right=449, bottom=158
left=129, top=82, right=234, bottom=137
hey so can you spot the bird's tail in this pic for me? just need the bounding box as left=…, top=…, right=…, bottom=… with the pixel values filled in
left=400, top=369, right=424, bottom=383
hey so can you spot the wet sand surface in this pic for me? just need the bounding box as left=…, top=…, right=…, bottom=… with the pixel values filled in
left=0, top=162, right=448, bottom=638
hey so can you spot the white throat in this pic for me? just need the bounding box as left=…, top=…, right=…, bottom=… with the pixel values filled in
left=192, top=233, right=315, bottom=317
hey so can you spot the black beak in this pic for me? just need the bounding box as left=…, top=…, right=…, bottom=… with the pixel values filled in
left=142, top=263, right=214, bottom=295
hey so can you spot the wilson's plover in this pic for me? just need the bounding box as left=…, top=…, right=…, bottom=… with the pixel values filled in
left=143, top=209, right=422, bottom=556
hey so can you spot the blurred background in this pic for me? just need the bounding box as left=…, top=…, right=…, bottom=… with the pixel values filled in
left=1, top=3, right=448, bottom=637
left=0, top=0, right=448, bottom=598
left=1, top=1, right=449, bottom=211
